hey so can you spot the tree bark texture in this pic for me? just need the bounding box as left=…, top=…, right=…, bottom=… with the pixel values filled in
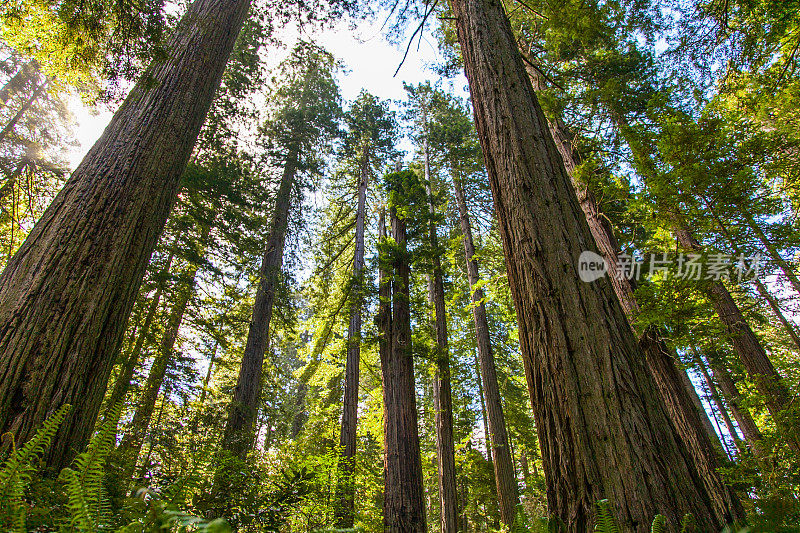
left=0, top=0, right=252, bottom=469
left=381, top=206, right=427, bottom=533
left=449, top=0, right=740, bottom=528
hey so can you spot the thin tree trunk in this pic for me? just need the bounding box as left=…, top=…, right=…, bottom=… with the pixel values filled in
left=742, top=211, right=800, bottom=296
left=474, top=354, right=491, bottom=464
left=135, top=385, right=170, bottom=484
left=453, top=175, right=519, bottom=527
left=674, top=225, right=800, bottom=453
left=693, top=351, right=744, bottom=454
left=448, top=0, right=742, bottom=528
left=335, top=147, right=370, bottom=528
left=220, top=149, right=297, bottom=459
left=755, top=279, right=800, bottom=351
left=423, top=130, right=458, bottom=533
left=199, top=339, right=219, bottom=405
left=703, top=201, right=800, bottom=352
left=382, top=205, right=426, bottom=533
left=0, top=81, right=45, bottom=145
left=0, top=0, right=252, bottom=470
left=520, top=449, right=530, bottom=487
left=708, top=356, right=767, bottom=459
left=106, top=252, right=174, bottom=412
left=117, top=258, right=201, bottom=482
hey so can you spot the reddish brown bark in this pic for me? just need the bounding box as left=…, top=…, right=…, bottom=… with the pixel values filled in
left=380, top=205, right=426, bottom=533
left=448, top=0, right=742, bottom=527
left=0, top=0, right=251, bottom=470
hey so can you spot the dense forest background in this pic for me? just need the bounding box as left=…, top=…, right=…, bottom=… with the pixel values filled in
left=0, top=0, right=798, bottom=531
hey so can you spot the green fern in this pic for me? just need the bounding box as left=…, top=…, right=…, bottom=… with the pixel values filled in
left=680, top=513, right=697, bottom=533
left=651, top=514, right=666, bottom=533
left=0, top=404, right=71, bottom=531
left=59, top=402, right=122, bottom=531
left=594, top=499, right=620, bottom=533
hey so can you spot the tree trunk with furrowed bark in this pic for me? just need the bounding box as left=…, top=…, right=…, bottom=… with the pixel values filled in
left=220, top=149, right=297, bottom=459
left=449, top=0, right=742, bottom=528
left=423, top=131, right=458, bottom=533
left=335, top=147, right=370, bottom=528
left=453, top=174, right=519, bottom=527
left=0, top=0, right=252, bottom=470
left=381, top=206, right=426, bottom=533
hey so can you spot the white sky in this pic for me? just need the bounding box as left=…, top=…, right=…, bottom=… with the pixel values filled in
left=67, top=15, right=470, bottom=168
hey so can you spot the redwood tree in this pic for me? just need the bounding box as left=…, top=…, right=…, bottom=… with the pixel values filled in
left=220, top=43, right=341, bottom=459
left=447, top=0, right=743, bottom=528
left=0, top=0, right=252, bottom=469
left=334, top=91, right=396, bottom=528
left=381, top=171, right=427, bottom=533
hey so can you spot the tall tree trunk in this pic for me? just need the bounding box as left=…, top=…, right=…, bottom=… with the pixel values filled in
left=526, top=70, right=735, bottom=507
left=117, top=258, right=201, bottom=483
left=423, top=131, right=459, bottom=533
left=0, top=81, right=45, bottom=145
left=703, top=201, right=800, bottom=352
left=533, top=66, right=729, bottom=460
left=693, top=351, right=744, bottom=454
left=220, top=150, right=296, bottom=459
left=335, top=147, right=370, bottom=528
left=674, top=225, right=800, bottom=453
left=448, top=0, right=742, bottom=528
left=453, top=175, right=519, bottom=527
left=742, top=211, right=800, bottom=296
left=0, top=0, right=251, bottom=470
left=708, top=356, right=767, bottom=459
left=382, top=205, right=426, bottom=533
left=106, top=253, right=174, bottom=412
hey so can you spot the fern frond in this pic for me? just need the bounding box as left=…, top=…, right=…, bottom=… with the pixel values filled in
left=594, top=500, right=620, bottom=533
left=0, top=404, right=71, bottom=529
left=680, top=513, right=696, bottom=533
left=651, top=514, right=666, bottom=533
left=59, top=402, right=122, bottom=531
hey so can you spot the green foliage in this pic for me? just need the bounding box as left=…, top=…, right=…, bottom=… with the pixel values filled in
left=651, top=514, right=666, bottom=533
left=0, top=404, right=71, bottom=531
left=594, top=499, right=620, bottom=533
left=59, top=403, right=122, bottom=530
left=0, top=404, right=232, bottom=532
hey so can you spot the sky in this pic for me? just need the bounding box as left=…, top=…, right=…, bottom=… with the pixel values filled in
left=66, top=14, right=471, bottom=169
